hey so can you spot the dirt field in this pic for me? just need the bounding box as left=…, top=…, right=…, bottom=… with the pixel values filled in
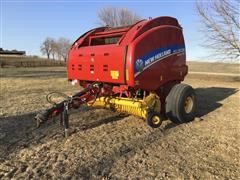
left=0, top=65, right=239, bottom=179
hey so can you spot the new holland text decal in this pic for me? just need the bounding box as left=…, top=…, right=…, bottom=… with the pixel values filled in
left=134, top=45, right=185, bottom=77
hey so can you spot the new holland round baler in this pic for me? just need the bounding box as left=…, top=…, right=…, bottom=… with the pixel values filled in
left=35, top=16, right=197, bottom=137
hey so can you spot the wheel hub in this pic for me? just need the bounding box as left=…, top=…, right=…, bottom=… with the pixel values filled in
left=184, top=96, right=193, bottom=113
left=152, top=116, right=160, bottom=125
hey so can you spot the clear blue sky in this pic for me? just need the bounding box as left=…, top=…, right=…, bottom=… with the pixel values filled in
left=1, top=0, right=211, bottom=61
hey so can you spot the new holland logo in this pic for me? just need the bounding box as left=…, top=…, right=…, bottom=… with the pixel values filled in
left=135, top=59, right=144, bottom=72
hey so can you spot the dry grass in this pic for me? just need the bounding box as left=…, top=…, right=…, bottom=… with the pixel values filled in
left=0, top=67, right=77, bottom=116
left=187, top=61, right=240, bottom=74
left=0, top=56, right=65, bottom=67
left=0, top=65, right=239, bottom=179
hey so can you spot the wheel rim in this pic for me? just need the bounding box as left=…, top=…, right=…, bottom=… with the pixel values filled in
left=184, top=96, right=193, bottom=113
left=152, top=115, right=160, bottom=125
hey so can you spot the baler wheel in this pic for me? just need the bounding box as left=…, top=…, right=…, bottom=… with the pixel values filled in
left=166, top=83, right=196, bottom=123
left=147, top=111, right=163, bottom=128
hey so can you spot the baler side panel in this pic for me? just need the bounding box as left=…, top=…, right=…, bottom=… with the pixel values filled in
left=131, top=25, right=187, bottom=90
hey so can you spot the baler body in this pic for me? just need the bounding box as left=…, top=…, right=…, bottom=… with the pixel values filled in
left=67, top=16, right=187, bottom=91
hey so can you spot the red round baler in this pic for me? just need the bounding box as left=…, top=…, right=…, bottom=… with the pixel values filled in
left=35, top=16, right=196, bottom=136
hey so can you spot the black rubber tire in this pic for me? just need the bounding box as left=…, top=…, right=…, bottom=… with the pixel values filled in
left=166, top=83, right=196, bottom=123
left=147, top=111, right=163, bottom=128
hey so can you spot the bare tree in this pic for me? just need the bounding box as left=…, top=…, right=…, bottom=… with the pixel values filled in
left=40, top=37, right=72, bottom=61
left=98, top=7, right=141, bottom=27
left=57, top=38, right=72, bottom=62
left=40, top=37, right=54, bottom=59
left=51, top=40, right=59, bottom=60
left=196, top=0, right=240, bottom=60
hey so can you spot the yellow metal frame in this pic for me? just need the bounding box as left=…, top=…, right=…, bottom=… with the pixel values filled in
left=88, top=92, right=161, bottom=119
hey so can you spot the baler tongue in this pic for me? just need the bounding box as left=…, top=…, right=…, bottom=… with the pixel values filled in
left=34, top=83, right=102, bottom=137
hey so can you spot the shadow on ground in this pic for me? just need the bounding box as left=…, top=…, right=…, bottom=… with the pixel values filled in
left=195, top=87, right=238, bottom=117
left=0, top=112, right=49, bottom=160
left=162, top=87, right=238, bottom=130
left=0, top=107, right=126, bottom=160
left=75, top=87, right=239, bottom=178
left=0, top=87, right=238, bottom=161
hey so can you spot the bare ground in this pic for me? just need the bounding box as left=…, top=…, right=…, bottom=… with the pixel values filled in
left=0, top=67, right=239, bottom=179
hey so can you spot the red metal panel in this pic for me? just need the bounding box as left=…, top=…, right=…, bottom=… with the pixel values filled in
left=130, top=25, right=186, bottom=90
left=67, top=16, right=187, bottom=92
left=67, top=45, right=126, bottom=84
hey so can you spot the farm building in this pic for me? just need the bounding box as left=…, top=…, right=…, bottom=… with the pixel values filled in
left=0, top=48, right=26, bottom=56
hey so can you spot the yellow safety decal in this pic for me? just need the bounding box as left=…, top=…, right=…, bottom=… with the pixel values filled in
left=126, top=69, right=129, bottom=81
left=110, top=70, right=119, bottom=80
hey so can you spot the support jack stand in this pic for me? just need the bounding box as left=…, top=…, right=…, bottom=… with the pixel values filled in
left=63, top=101, right=70, bottom=138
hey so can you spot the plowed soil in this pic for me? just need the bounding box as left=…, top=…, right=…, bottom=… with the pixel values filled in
left=0, top=67, right=239, bottom=179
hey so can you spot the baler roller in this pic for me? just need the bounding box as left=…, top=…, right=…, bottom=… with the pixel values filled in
left=90, top=97, right=148, bottom=119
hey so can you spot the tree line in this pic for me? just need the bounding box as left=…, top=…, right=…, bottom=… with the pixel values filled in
left=40, top=37, right=72, bottom=61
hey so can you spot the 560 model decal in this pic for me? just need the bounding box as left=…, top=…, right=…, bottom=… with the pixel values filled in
left=134, top=45, right=185, bottom=77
